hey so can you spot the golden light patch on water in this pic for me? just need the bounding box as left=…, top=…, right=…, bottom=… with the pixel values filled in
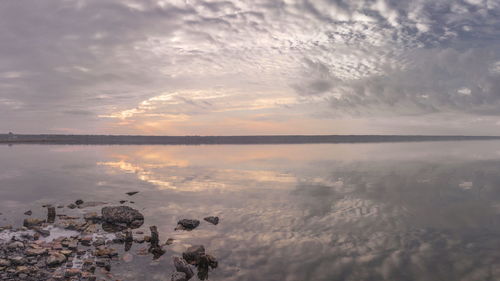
left=97, top=156, right=296, bottom=191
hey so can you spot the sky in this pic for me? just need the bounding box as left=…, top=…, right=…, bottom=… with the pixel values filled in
left=0, top=0, right=499, bottom=135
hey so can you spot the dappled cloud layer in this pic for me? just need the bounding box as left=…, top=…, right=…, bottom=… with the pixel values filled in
left=1, top=0, right=500, bottom=134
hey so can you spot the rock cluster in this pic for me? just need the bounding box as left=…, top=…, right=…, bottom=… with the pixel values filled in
left=1, top=196, right=220, bottom=281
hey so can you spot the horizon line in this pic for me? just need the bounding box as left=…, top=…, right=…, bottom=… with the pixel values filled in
left=2, top=133, right=500, bottom=145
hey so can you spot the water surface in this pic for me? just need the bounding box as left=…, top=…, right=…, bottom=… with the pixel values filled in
left=1, top=142, right=500, bottom=281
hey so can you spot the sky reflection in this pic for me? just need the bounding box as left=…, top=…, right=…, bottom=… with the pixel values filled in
left=2, top=142, right=500, bottom=280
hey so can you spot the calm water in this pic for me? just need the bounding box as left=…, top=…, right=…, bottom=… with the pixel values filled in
left=2, top=142, right=500, bottom=281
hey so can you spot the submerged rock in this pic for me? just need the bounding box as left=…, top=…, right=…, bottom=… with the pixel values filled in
left=101, top=206, right=144, bottom=229
left=176, top=219, right=200, bottom=231
left=203, top=216, right=219, bottom=225
left=24, top=210, right=32, bottom=216
left=125, top=191, right=139, bottom=196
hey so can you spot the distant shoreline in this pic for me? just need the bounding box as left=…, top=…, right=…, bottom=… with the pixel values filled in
left=1, top=134, right=500, bottom=145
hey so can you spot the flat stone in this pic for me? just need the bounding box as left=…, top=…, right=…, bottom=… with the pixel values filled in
left=47, top=252, right=67, bottom=266
left=126, top=191, right=139, bottom=196
left=16, top=266, right=29, bottom=273
left=25, top=247, right=48, bottom=256
left=23, top=218, right=45, bottom=228
left=94, top=247, right=117, bottom=257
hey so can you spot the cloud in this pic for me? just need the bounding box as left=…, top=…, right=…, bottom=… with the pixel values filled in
left=0, top=0, right=499, bottom=133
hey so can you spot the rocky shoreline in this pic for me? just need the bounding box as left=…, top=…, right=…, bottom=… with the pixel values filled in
left=0, top=195, right=219, bottom=281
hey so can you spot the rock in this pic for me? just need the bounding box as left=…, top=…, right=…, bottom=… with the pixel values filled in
left=7, top=241, right=24, bottom=249
left=33, top=227, right=50, bottom=237
left=47, top=252, right=67, bottom=266
left=82, top=223, right=98, bottom=234
left=125, top=230, right=133, bottom=243
left=0, top=225, right=12, bottom=231
left=182, top=245, right=205, bottom=265
left=203, top=255, right=217, bottom=268
left=197, top=254, right=218, bottom=280
left=95, top=258, right=111, bottom=271
left=119, top=200, right=126, bottom=204
left=173, top=256, right=194, bottom=280
left=102, top=222, right=127, bottom=233
left=124, top=230, right=133, bottom=252
left=83, top=212, right=101, bottom=222
left=101, top=206, right=144, bottom=229
left=94, top=247, right=117, bottom=257
left=148, top=226, right=165, bottom=259
left=56, top=219, right=83, bottom=231
left=24, top=210, right=32, bottom=216
left=65, top=268, right=82, bottom=277
left=171, top=272, right=188, bottom=281
left=75, top=199, right=84, bottom=205
left=0, top=259, right=11, bottom=267
left=67, top=203, right=77, bottom=209
left=126, top=191, right=139, bottom=196
left=25, top=247, right=48, bottom=256
left=176, top=219, right=200, bottom=231
left=9, top=256, right=26, bottom=266
left=16, top=266, right=29, bottom=273
left=47, top=206, right=56, bottom=223
left=165, top=238, right=175, bottom=245
left=23, top=218, right=45, bottom=228
left=79, top=236, right=93, bottom=246
left=203, top=216, right=219, bottom=225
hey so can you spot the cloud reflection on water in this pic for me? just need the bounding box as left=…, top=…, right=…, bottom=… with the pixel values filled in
left=2, top=142, right=500, bottom=280
left=92, top=142, right=500, bottom=280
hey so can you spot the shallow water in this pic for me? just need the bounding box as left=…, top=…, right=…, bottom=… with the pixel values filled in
left=2, top=141, right=500, bottom=281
